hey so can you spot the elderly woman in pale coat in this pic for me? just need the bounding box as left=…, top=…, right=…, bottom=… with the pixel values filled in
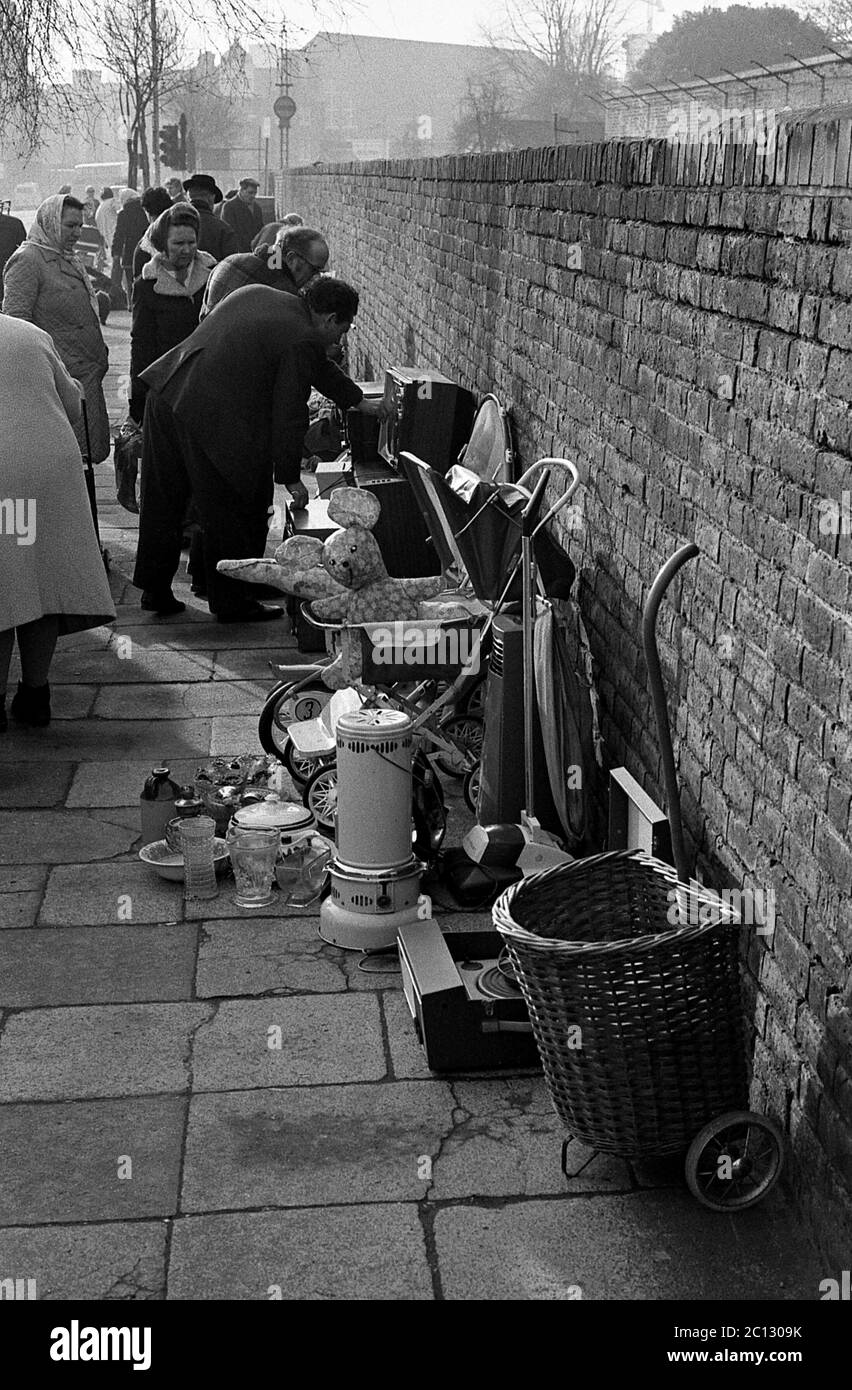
left=0, top=315, right=115, bottom=730
left=2, top=193, right=112, bottom=465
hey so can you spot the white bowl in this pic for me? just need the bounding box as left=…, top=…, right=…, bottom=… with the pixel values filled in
left=139, top=838, right=230, bottom=882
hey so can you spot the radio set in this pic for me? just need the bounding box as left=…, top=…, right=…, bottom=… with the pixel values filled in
left=378, top=366, right=476, bottom=476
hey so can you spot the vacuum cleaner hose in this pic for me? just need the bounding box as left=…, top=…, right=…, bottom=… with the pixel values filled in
left=642, top=543, right=700, bottom=887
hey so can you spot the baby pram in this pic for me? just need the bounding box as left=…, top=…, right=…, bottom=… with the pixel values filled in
left=270, top=455, right=581, bottom=833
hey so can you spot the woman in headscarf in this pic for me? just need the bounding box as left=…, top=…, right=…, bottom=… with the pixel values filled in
left=129, top=203, right=214, bottom=424
left=0, top=314, right=115, bottom=730
left=2, top=193, right=111, bottom=464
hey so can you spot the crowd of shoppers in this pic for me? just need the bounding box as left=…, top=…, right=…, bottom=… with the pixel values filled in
left=0, top=171, right=380, bottom=713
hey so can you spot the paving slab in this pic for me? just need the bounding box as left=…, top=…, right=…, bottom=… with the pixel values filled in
left=0, top=810, right=140, bottom=864
left=195, top=920, right=347, bottom=998
left=0, top=865, right=48, bottom=893
left=181, top=1081, right=454, bottom=1210
left=0, top=762, right=74, bottom=808
left=0, top=1097, right=187, bottom=1224
left=40, top=861, right=184, bottom=925
left=48, top=647, right=214, bottom=685
left=433, top=1191, right=824, bottom=1301
left=214, top=649, right=290, bottom=680
left=65, top=759, right=201, bottom=808
left=0, top=892, right=43, bottom=929
left=191, top=995, right=387, bottom=1090
left=0, top=925, right=198, bottom=1007
left=0, top=1221, right=166, bottom=1299
left=167, top=1205, right=432, bottom=1300
left=210, top=715, right=269, bottom=755
left=93, top=680, right=271, bottom=720
left=0, top=1002, right=212, bottom=1101
left=124, top=622, right=296, bottom=651
left=0, top=719, right=212, bottom=762
left=426, top=1077, right=632, bottom=1199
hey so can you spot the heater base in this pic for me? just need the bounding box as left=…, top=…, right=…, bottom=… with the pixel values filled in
left=319, top=895, right=432, bottom=951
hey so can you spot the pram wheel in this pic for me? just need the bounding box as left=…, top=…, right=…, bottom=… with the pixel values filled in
left=258, top=681, right=331, bottom=761
left=434, top=714, right=484, bottom=778
left=685, top=1111, right=784, bottom=1211
left=303, top=764, right=338, bottom=837
left=282, top=738, right=323, bottom=790
left=458, top=676, right=486, bottom=717
left=463, top=762, right=481, bottom=815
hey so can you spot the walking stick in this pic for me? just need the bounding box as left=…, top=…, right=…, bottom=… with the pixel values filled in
left=81, top=398, right=110, bottom=570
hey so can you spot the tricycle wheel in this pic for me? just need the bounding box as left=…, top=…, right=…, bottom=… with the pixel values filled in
left=685, top=1110, right=784, bottom=1212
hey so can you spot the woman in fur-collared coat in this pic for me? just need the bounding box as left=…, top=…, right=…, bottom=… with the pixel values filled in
left=128, top=203, right=215, bottom=423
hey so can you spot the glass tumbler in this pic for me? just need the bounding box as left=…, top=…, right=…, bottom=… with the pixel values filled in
left=226, top=823, right=280, bottom=909
left=179, top=816, right=219, bottom=903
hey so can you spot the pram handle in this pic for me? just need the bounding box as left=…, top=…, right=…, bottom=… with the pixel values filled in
left=516, top=458, right=582, bottom=535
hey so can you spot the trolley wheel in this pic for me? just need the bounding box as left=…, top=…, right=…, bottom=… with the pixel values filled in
left=463, top=761, right=481, bottom=815
left=257, top=681, right=330, bottom=761
left=303, top=764, right=338, bottom=837
left=685, top=1111, right=784, bottom=1212
left=433, top=714, right=484, bottom=779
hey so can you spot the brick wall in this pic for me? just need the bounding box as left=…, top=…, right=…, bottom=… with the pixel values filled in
left=279, top=121, right=852, bottom=1266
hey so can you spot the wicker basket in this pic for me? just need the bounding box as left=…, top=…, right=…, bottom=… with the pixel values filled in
left=493, top=851, right=748, bottom=1158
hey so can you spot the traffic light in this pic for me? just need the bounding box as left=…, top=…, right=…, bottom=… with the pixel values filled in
left=159, top=124, right=181, bottom=169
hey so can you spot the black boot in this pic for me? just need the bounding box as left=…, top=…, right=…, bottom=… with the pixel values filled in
left=141, top=591, right=186, bottom=616
left=10, top=681, right=51, bottom=727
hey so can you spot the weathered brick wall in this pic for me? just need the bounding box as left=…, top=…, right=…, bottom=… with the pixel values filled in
left=279, top=123, right=852, bottom=1265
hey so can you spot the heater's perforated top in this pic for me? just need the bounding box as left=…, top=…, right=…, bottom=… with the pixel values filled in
left=336, top=708, right=413, bottom=738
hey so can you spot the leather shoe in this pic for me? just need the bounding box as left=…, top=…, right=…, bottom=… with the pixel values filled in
left=10, top=681, right=51, bottom=727
left=141, top=591, right=186, bottom=616
left=215, top=603, right=284, bottom=625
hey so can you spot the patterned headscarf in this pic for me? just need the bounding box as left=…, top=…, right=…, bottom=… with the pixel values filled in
left=26, top=194, right=101, bottom=313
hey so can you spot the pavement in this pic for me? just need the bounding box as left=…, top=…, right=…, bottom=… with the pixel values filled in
left=0, top=309, right=826, bottom=1300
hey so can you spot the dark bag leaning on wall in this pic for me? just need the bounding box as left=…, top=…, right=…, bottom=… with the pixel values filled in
left=113, top=419, right=142, bottom=513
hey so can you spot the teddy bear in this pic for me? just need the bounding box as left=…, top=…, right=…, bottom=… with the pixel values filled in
left=218, top=487, right=446, bottom=687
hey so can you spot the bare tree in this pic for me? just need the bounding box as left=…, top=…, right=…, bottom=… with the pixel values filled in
left=483, top=0, right=625, bottom=122
left=452, top=73, right=515, bottom=153
left=0, top=0, right=352, bottom=154
left=803, top=0, right=852, bottom=41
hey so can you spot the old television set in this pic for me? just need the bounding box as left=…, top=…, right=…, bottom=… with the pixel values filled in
left=379, top=366, right=475, bottom=476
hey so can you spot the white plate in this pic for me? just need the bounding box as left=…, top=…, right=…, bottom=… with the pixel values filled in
left=139, top=838, right=230, bottom=882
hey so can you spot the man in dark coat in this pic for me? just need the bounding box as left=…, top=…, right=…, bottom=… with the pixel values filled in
left=0, top=207, right=26, bottom=278
left=111, top=190, right=148, bottom=306
left=132, top=277, right=387, bottom=622
left=219, top=176, right=265, bottom=252
left=200, top=226, right=328, bottom=318
left=183, top=173, right=238, bottom=262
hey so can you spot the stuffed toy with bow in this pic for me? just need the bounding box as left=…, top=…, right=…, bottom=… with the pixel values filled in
left=218, top=487, right=445, bottom=686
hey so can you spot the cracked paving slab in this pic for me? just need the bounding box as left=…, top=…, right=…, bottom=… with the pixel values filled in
left=39, top=862, right=184, bottom=926
left=93, top=680, right=273, bottom=720
left=0, top=719, right=213, bottom=763
left=190, top=995, right=386, bottom=1090
left=0, top=810, right=142, bottom=864
left=0, top=1221, right=167, bottom=1299
left=0, top=1096, right=187, bottom=1225
left=195, top=920, right=347, bottom=998
left=181, top=1080, right=455, bottom=1210
left=0, top=1002, right=213, bottom=1101
left=168, top=1205, right=432, bottom=1300
left=434, top=1190, right=825, bottom=1300
left=425, top=1077, right=632, bottom=1200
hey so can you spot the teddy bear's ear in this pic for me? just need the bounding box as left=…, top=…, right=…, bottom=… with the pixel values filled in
left=274, top=536, right=325, bottom=568
left=328, top=486, right=381, bottom=531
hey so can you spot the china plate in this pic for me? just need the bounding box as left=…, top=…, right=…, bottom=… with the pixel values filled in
left=139, top=838, right=231, bottom=882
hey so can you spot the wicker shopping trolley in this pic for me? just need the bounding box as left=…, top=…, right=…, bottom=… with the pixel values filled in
left=493, top=545, right=784, bottom=1211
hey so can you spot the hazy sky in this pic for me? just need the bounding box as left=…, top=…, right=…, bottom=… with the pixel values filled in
left=278, top=0, right=787, bottom=47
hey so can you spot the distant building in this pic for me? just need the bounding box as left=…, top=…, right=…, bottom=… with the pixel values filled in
left=245, top=31, right=542, bottom=165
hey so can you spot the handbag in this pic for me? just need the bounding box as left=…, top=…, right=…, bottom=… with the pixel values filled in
left=113, top=418, right=142, bottom=513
